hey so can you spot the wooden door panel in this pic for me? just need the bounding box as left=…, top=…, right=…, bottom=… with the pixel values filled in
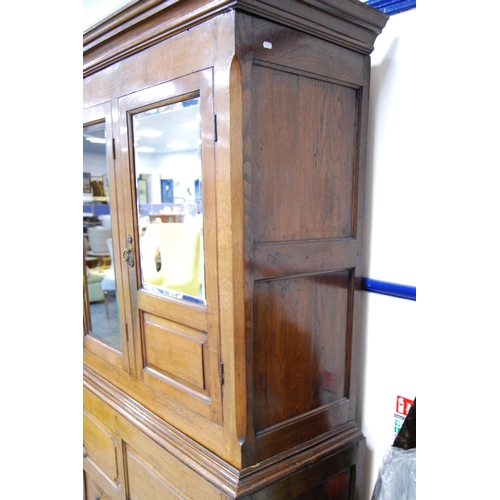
left=139, top=312, right=218, bottom=419
left=137, top=289, right=207, bottom=331
left=142, top=313, right=208, bottom=391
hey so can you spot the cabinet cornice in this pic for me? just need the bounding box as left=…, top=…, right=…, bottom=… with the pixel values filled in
left=84, top=0, right=388, bottom=76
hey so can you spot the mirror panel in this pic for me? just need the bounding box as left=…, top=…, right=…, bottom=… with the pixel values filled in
left=132, top=97, right=205, bottom=304
left=83, top=121, right=122, bottom=351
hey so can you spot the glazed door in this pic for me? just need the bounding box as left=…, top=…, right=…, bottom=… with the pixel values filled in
left=83, top=102, right=131, bottom=372
left=116, top=69, right=223, bottom=423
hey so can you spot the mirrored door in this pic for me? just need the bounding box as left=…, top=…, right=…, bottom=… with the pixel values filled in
left=116, top=69, right=223, bottom=422
left=83, top=103, right=128, bottom=369
left=132, top=97, right=205, bottom=305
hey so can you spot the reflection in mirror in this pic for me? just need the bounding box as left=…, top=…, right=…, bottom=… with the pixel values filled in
left=132, top=97, right=205, bottom=304
left=83, top=121, right=121, bottom=351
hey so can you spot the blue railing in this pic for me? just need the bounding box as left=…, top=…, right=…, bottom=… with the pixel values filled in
left=361, top=277, right=416, bottom=301
left=360, top=0, right=416, bottom=299
left=363, top=0, right=416, bottom=15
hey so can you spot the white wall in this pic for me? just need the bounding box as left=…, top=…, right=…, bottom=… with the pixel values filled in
left=83, top=0, right=136, bottom=31
left=361, top=4, right=500, bottom=497
left=357, top=8, right=417, bottom=500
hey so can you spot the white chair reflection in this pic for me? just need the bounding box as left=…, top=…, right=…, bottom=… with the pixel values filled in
left=101, top=238, right=116, bottom=318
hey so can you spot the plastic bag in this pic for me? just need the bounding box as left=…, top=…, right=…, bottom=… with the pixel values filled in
left=371, top=446, right=416, bottom=500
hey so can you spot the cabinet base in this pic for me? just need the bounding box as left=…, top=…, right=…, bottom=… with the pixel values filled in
left=84, top=371, right=365, bottom=499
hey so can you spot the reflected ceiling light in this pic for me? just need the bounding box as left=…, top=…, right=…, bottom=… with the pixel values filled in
left=181, top=120, right=200, bottom=130
left=167, top=141, right=190, bottom=150
left=136, top=147, right=155, bottom=153
left=86, top=137, right=106, bottom=144
left=135, top=129, right=163, bottom=137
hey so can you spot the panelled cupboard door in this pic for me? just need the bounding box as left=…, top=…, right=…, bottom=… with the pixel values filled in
left=83, top=102, right=131, bottom=373
left=116, top=68, right=223, bottom=424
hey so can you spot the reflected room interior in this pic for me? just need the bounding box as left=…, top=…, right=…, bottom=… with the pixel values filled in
left=83, top=98, right=205, bottom=351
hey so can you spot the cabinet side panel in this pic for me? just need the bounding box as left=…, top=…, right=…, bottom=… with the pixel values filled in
left=244, top=438, right=362, bottom=500
left=289, top=467, right=352, bottom=500
left=253, top=271, right=350, bottom=432
left=252, top=66, right=357, bottom=243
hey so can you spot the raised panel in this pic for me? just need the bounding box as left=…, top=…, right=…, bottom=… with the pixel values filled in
left=126, top=447, right=184, bottom=500
left=252, top=66, right=358, bottom=243
left=84, top=382, right=226, bottom=499
left=83, top=411, right=120, bottom=485
left=139, top=311, right=221, bottom=423
left=253, top=271, right=351, bottom=432
left=84, top=472, right=112, bottom=500
left=143, top=313, right=207, bottom=391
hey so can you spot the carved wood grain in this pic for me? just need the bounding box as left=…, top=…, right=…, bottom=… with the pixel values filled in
left=251, top=66, right=358, bottom=244
left=253, top=272, right=351, bottom=430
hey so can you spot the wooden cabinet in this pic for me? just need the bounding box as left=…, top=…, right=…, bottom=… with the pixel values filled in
left=83, top=1, right=388, bottom=498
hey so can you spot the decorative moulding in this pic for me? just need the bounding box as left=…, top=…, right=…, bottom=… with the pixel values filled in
left=83, top=0, right=389, bottom=76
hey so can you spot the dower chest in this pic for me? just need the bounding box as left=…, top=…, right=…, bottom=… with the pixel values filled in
left=83, top=1, right=388, bottom=498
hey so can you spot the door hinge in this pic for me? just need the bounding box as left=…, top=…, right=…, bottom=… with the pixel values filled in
left=112, top=138, right=116, bottom=159
left=214, top=115, right=218, bottom=142
left=220, top=362, right=224, bottom=385
left=125, top=323, right=129, bottom=341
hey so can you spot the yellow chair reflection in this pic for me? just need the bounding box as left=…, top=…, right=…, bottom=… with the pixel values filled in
left=142, top=223, right=202, bottom=298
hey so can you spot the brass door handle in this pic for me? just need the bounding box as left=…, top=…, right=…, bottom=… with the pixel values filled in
left=122, top=235, right=134, bottom=267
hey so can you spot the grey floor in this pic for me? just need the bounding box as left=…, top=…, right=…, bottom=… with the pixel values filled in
left=89, top=295, right=121, bottom=351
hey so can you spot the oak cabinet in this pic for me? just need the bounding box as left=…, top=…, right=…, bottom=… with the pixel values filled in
left=83, top=1, right=387, bottom=498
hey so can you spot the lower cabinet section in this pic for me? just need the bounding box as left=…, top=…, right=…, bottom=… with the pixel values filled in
left=240, top=439, right=363, bottom=500
left=126, top=447, right=185, bottom=500
left=295, top=470, right=352, bottom=500
left=84, top=472, right=113, bottom=500
left=83, top=383, right=365, bottom=499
